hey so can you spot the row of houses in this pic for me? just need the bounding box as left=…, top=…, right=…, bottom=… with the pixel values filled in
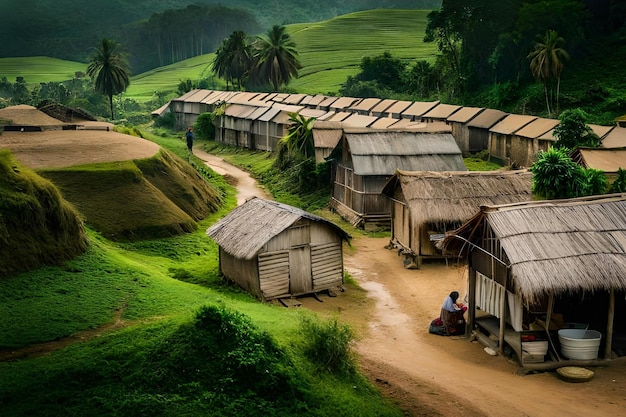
left=182, top=92, right=626, bottom=368
left=159, top=89, right=626, bottom=168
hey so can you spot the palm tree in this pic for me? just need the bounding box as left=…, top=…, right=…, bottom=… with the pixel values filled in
left=87, top=39, right=131, bottom=120
left=212, top=31, right=253, bottom=91
left=251, top=25, right=301, bottom=91
left=527, top=30, right=570, bottom=116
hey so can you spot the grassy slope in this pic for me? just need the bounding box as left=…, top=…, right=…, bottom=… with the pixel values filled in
left=0, top=56, right=86, bottom=84
left=0, top=9, right=436, bottom=101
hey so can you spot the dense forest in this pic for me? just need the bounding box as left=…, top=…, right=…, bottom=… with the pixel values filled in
left=0, top=0, right=441, bottom=73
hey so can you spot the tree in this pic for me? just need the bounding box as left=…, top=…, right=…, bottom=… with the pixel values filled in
left=609, top=168, right=626, bottom=193
left=553, top=108, right=600, bottom=149
left=530, top=147, right=600, bottom=199
left=87, top=38, right=131, bottom=120
left=339, top=52, right=407, bottom=97
left=212, top=31, right=253, bottom=91
left=527, top=30, right=570, bottom=116
left=251, top=25, right=301, bottom=91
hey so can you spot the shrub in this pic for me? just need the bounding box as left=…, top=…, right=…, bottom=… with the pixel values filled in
left=299, top=315, right=356, bottom=375
left=194, top=112, right=216, bottom=140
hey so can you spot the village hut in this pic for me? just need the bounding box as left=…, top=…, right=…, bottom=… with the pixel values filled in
left=219, top=103, right=263, bottom=148
left=571, top=147, right=626, bottom=182
left=400, top=100, right=440, bottom=121
left=445, top=107, right=485, bottom=155
left=206, top=197, right=350, bottom=302
left=601, top=126, right=626, bottom=148
left=369, top=99, right=398, bottom=117
left=465, top=109, right=508, bottom=154
left=442, top=193, right=626, bottom=369
left=420, top=103, right=462, bottom=124
left=487, top=114, right=537, bottom=167
left=327, top=126, right=466, bottom=229
left=252, top=104, right=304, bottom=152
left=311, top=121, right=344, bottom=163
left=347, top=98, right=382, bottom=115
left=509, top=117, right=561, bottom=167
left=381, top=170, right=532, bottom=268
left=170, top=89, right=216, bottom=129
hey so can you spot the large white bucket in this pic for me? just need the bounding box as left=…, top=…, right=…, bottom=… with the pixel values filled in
left=558, top=329, right=602, bottom=360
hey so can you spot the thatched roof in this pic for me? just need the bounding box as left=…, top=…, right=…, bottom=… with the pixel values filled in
left=444, top=194, right=626, bottom=303
left=342, top=130, right=466, bottom=175
left=382, top=170, right=533, bottom=226
left=0, top=105, right=65, bottom=126
left=206, top=197, right=350, bottom=260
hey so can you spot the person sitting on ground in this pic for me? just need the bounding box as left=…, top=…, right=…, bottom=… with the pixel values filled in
left=442, top=291, right=468, bottom=313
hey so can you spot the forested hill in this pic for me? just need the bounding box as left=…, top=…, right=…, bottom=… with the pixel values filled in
left=0, top=0, right=441, bottom=73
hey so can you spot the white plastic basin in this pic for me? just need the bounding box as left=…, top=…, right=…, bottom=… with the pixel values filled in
left=558, top=329, right=602, bottom=360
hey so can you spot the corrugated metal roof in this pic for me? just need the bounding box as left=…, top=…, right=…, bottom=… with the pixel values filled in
left=224, top=104, right=257, bottom=118
left=184, top=89, right=214, bottom=103
left=299, top=108, right=330, bottom=119
left=384, top=100, right=412, bottom=117
left=282, top=93, right=308, bottom=105
left=574, top=148, right=626, bottom=172
left=174, top=89, right=202, bottom=101
left=422, top=103, right=462, bottom=120
left=327, top=112, right=352, bottom=122
left=387, top=119, right=452, bottom=133
left=467, top=109, right=508, bottom=129
left=319, top=96, right=340, bottom=108
left=348, top=98, right=381, bottom=112
left=329, top=97, right=360, bottom=110
left=342, top=113, right=378, bottom=128
left=272, top=93, right=289, bottom=103
left=304, top=94, right=330, bottom=106
left=401, top=101, right=440, bottom=118
left=206, top=197, right=349, bottom=259
left=369, top=99, right=397, bottom=115
left=257, top=107, right=282, bottom=122
left=490, top=114, right=537, bottom=135
left=369, top=117, right=399, bottom=129
left=245, top=106, right=272, bottom=120
left=514, top=117, right=560, bottom=138
left=602, top=126, right=626, bottom=148
left=345, top=131, right=465, bottom=175
left=151, top=101, right=171, bottom=116
left=446, top=107, right=484, bottom=123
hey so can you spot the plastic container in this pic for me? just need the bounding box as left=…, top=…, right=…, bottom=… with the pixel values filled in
left=558, top=329, right=602, bottom=360
left=522, top=341, right=549, bottom=355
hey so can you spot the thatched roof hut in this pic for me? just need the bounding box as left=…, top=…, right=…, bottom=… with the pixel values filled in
left=382, top=169, right=533, bottom=267
left=206, top=197, right=350, bottom=301
left=442, top=194, right=626, bottom=367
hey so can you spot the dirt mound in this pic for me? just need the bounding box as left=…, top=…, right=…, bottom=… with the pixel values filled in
left=0, top=104, right=65, bottom=126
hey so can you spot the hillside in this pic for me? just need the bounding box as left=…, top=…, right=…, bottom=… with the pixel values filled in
left=0, top=0, right=441, bottom=71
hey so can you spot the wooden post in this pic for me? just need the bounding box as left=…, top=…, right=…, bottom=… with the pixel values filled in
left=498, top=273, right=507, bottom=353
left=467, top=265, right=476, bottom=336
left=605, top=289, right=615, bottom=359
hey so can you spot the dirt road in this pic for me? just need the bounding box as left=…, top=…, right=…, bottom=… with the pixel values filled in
left=197, top=149, right=626, bottom=417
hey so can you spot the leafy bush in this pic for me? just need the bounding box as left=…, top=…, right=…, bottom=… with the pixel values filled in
left=194, top=112, right=216, bottom=140
left=154, top=111, right=175, bottom=129
left=299, top=315, right=356, bottom=375
left=609, top=168, right=626, bottom=193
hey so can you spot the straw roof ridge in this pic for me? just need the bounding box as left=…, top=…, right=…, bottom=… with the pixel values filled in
left=206, top=197, right=349, bottom=259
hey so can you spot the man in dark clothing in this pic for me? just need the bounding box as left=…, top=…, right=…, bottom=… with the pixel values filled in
left=186, top=127, right=194, bottom=153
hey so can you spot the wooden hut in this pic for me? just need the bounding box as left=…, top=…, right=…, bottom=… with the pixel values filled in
left=382, top=170, right=533, bottom=268
left=328, top=126, right=466, bottom=229
left=311, top=121, right=343, bottom=163
left=206, top=197, right=350, bottom=302
left=446, top=107, right=485, bottom=155
left=571, top=147, right=626, bottom=182
left=442, top=194, right=626, bottom=369
left=487, top=114, right=537, bottom=166
left=465, top=109, right=508, bottom=154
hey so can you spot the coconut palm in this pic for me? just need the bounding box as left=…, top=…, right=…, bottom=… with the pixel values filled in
left=251, top=25, right=301, bottom=91
left=87, top=38, right=131, bottom=120
left=212, top=31, right=252, bottom=91
left=527, top=30, right=570, bottom=116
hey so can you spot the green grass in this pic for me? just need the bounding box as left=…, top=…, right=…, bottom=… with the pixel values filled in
left=0, top=56, right=86, bottom=84
left=0, top=126, right=403, bottom=416
left=0, top=9, right=437, bottom=102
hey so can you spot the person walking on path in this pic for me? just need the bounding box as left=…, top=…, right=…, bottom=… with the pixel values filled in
left=185, top=127, right=194, bottom=154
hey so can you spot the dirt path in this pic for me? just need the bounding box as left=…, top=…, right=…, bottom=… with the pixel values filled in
left=197, top=152, right=626, bottom=417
